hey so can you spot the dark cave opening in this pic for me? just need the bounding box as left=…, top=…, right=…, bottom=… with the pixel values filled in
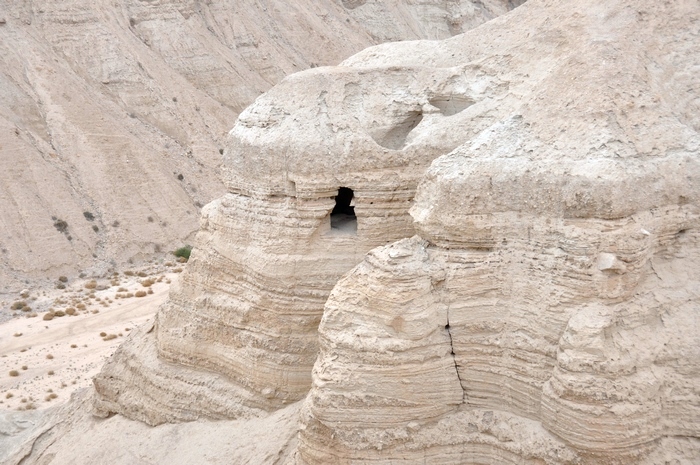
left=331, top=187, right=357, bottom=233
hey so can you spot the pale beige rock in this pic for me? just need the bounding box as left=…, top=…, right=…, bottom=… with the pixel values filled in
left=295, top=0, right=700, bottom=463
left=93, top=2, right=521, bottom=422
left=6, top=0, right=700, bottom=463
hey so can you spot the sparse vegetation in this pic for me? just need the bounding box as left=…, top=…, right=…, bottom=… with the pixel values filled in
left=85, top=280, right=97, bottom=289
left=173, top=245, right=192, bottom=260
left=9, top=370, right=19, bottom=377
left=135, top=290, right=147, bottom=298
left=53, top=219, right=68, bottom=233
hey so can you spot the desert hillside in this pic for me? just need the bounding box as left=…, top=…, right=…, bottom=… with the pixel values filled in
left=1, top=0, right=698, bottom=464
left=0, top=0, right=520, bottom=293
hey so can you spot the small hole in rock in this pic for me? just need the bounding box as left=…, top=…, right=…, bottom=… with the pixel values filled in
left=331, top=187, right=357, bottom=234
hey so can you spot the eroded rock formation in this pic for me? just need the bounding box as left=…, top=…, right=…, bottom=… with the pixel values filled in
left=295, top=0, right=700, bottom=463
left=91, top=0, right=700, bottom=463
left=91, top=1, right=524, bottom=423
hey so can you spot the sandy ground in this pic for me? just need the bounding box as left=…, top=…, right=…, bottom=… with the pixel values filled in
left=0, top=269, right=179, bottom=412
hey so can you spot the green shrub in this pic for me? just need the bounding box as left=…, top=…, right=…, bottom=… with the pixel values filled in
left=173, top=245, right=192, bottom=260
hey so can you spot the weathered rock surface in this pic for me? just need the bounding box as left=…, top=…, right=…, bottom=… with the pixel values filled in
left=295, top=0, right=700, bottom=463
left=8, top=0, right=699, bottom=464
left=92, top=2, right=525, bottom=423
left=0, top=0, right=518, bottom=291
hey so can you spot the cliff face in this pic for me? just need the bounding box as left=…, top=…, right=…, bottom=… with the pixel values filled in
left=295, top=0, right=700, bottom=463
left=0, top=0, right=518, bottom=291
left=4, top=0, right=700, bottom=464
left=86, top=1, right=522, bottom=424
left=94, top=3, right=700, bottom=455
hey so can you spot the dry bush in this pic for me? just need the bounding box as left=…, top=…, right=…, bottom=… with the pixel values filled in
left=46, top=354, right=54, bottom=359
left=21, top=305, right=32, bottom=312
left=102, top=334, right=117, bottom=341
left=141, top=278, right=154, bottom=287
left=137, top=271, right=148, bottom=277
left=70, top=344, right=77, bottom=348
left=9, top=370, right=19, bottom=377
left=66, top=307, right=76, bottom=316
left=13, top=333, right=22, bottom=337
left=58, top=276, right=68, bottom=283
left=147, top=288, right=154, bottom=295
left=21, top=366, right=27, bottom=370
left=124, top=271, right=134, bottom=276
left=135, top=290, right=147, bottom=298
left=76, top=303, right=86, bottom=310
left=125, top=293, right=134, bottom=298
left=54, top=310, right=66, bottom=317
left=43, top=312, right=55, bottom=321
left=5, top=392, right=13, bottom=399
left=10, top=301, right=26, bottom=310
left=48, top=370, right=55, bottom=375
left=84, top=280, right=97, bottom=289
left=99, top=332, right=107, bottom=337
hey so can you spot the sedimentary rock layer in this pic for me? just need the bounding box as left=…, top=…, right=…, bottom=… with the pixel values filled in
left=92, top=1, right=523, bottom=422
left=295, top=0, right=700, bottom=463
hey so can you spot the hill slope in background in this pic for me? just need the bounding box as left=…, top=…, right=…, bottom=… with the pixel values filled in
left=0, top=0, right=521, bottom=292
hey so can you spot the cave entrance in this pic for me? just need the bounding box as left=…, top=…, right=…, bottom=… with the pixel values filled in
left=330, top=187, right=357, bottom=234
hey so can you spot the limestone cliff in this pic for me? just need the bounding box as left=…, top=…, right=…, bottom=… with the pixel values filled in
left=0, top=0, right=518, bottom=291
left=9, top=0, right=698, bottom=464
left=295, top=0, right=700, bottom=463
left=93, top=7, right=700, bottom=461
